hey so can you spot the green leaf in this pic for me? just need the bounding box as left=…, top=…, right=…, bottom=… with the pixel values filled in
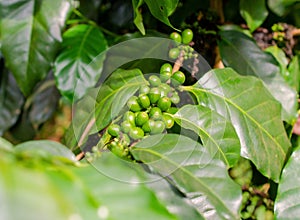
left=0, top=137, right=13, bottom=152
left=240, top=0, right=268, bottom=32
left=265, top=45, right=289, bottom=77
left=218, top=30, right=298, bottom=123
left=15, top=140, right=76, bottom=162
left=75, top=153, right=177, bottom=220
left=66, top=69, right=147, bottom=150
left=268, top=0, right=300, bottom=16
left=0, top=70, right=24, bottom=135
left=275, top=146, right=300, bottom=219
left=131, top=134, right=242, bottom=219
left=287, top=54, right=300, bottom=92
left=54, top=24, right=108, bottom=102
left=132, top=0, right=146, bottom=35
left=0, top=0, right=73, bottom=96
left=183, top=68, right=291, bottom=182
left=173, top=104, right=240, bottom=168
left=147, top=174, right=205, bottom=219
left=28, top=79, right=60, bottom=127
left=144, top=0, right=179, bottom=30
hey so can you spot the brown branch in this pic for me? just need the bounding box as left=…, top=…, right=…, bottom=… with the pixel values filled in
left=76, top=151, right=85, bottom=161
left=292, top=29, right=300, bottom=37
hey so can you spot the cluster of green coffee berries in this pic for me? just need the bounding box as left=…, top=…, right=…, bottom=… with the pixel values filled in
left=168, top=28, right=198, bottom=60
left=106, top=63, right=186, bottom=158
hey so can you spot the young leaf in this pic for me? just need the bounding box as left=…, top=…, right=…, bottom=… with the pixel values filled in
left=132, top=0, right=146, bottom=35
left=240, top=0, right=268, bottom=32
left=15, top=140, right=76, bottom=162
left=0, top=70, right=24, bottom=136
left=173, top=104, right=240, bottom=168
left=65, top=69, right=148, bottom=150
left=275, top=146, right=300, bottom=219
left=183, top=68, right=291, bottom=182
left=0, top=0, right=73, bottom=96
left=144, top=0, right=179, bottom=30
left=218, top=30, right=298, bottom=123
left=131, top=134, right=242, bottom=220
left=54, top=24, right=108, bottom=102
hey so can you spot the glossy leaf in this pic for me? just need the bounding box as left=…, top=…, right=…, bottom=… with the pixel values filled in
left=268, top=0, right=300, bottom=16
left=0, top=70, right=24, bottom=136
left=54, top=24, right=108, bottom=102
left=147, top=174, right=205, bottom=219
left=240, top=0, right=268, bottom=32
left=275, top=146, right=300, bottom=219
left=65, top=69, right=147, bottom=150
left=218, top=30, right=298, bottom=123
left=0, top=0, right=73, bottom=96
left=76, top=153, right=177, bottom=220
left=144, top=0, right=179, bottom=30
left=131, top=134, right=242, bottom=219
left=265, top=46, right=289, bottom=77
left=0, top=150, right=176, bottom=220
left=28, top=74, right=60, bottom=127
left=183, top=68, right=290, bottom=182
left=173, top=104, right=240, bottom=168
left=132, top=0, right=145, bottom=35
left=15, top=140, right=76, bottom=162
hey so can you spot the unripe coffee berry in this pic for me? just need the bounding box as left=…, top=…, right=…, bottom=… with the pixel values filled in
left=157, top=97, right=171, bottom=111
left=127, top=96, right=142, bottom=112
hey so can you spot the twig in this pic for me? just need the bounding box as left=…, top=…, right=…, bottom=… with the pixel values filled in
left=292, top=29, right=300, bottom=37
left=172, top=50, right=184, bottom=73
left=76, top=151, right=85, bottom=161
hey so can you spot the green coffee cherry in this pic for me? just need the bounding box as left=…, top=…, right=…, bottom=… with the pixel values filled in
left=108, top=124, right=121, bottom=137
left=157, top=97, right=171, bottom=111
left=171, top=71, right=185, bottom=86
left=148, top=87, right=161, bottom=104
left=149, top=107, right=163, bottom=120
left=127, top=96, right=142, bottom=112
left=109, top=141, right=123, bottom=157
left=170, top=93, right=180, bottom=104
left=138, top=94, right=151, bottom=109
left=169, top=32, right=182, bottom=43
left=160, top=71, right=172, bottom=83
left=121, top=120, right=133, bottom=133
left=149, top=75, right=161, bottom=87
left=142, top=119, right=156, bottom=133
left=163, top=114, right=174, bottom=129
left=129, top=127, right=145, bottom=140
left=169, top=48, right=180, bottom=59
left=139, top=85, right=150, bottom=94
left=182, top=29, right=193, bottom=45
left=151, top=121, right=165, bottom=134
left=160, top=63, right=172, bottom=74
left=123, top=111, right=136, bottom=126
left=135, top=111, right=149, bottom=127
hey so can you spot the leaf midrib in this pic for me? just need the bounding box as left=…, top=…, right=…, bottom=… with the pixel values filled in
left=131, top=147, right=237, bottom=219
left=184, top=86, right=286, bottom=156
left=173, top=114, right=230, bottom=167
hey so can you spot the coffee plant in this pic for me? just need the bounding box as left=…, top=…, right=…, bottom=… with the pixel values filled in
left=0, top=0, right=300, bottom=219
